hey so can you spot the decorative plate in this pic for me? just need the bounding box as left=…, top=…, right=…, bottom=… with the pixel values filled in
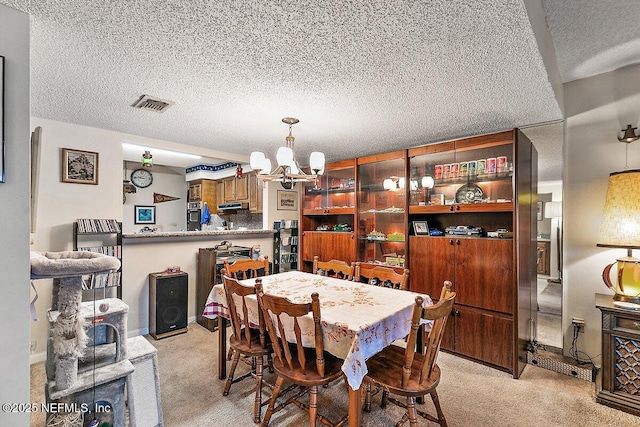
left=455, top=183, right=484, bottom=204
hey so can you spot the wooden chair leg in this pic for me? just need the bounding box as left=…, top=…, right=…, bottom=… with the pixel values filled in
left=407, top=397, right=418, bottom=427
left=253, top=356, right=264, bottom=424
left=262, top=376, right=284, bottom=427
left=381, top=390, right=389, bottom=408
left=223, top=351, right=241, bottom=396
left=363, top=381, right=372, bottom=413
left=227, top=347, right=234, bottom=360
left=309, top=385, right=318, bottom=427
left=429, top=390, right=447, bottom=427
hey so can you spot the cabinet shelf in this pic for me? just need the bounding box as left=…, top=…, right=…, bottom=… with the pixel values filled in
left=359, top=209, right=405, bottom=214
left=307, top=187, right=355, bottom=195
left=409, top=202, right=513, bottom=214
left=432, top=172, right=513, bottom=186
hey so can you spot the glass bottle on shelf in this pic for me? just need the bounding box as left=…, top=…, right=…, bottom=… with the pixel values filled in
left=357, top=152, right=407, bottom=266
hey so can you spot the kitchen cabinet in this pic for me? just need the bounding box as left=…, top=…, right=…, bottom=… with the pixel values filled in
left=223, top=174, right=249, bottom=202
left=408, top=129, right=537, bottom=378
left=249, top=172, right=263, bottom=213
left=189, top=179, right=216, bottom=206
left=356, top=151, right=407, bottom=267
left=537, top=241, right=550, bottom=275
left=300, top=160, right=357, bottom=271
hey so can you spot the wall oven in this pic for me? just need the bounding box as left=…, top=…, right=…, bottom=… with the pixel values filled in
left=187, top=202, right=202, bottom=231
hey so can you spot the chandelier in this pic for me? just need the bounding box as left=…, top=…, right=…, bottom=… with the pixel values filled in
left=250, top=117, right=325, bottom=189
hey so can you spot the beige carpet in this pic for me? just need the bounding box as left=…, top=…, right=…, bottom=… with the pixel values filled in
left=31, top=322, right=640, bottom=427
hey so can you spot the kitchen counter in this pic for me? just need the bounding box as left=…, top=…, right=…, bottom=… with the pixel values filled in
left=123, top=229, right=275, bottom=240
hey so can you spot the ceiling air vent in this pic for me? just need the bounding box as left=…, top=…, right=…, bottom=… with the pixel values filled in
left=131, top=94, right=174, bottom=113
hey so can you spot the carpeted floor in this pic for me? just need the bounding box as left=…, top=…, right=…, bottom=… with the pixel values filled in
left=538, top=280, right=562, bottom=315
left=31, top=321, right=640, bottom=426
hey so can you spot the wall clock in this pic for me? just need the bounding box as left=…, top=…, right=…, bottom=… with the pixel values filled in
left=130, top=168, right=153, bottom=188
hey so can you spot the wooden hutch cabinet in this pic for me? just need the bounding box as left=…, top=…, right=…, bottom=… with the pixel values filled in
left=407, top=130, right=537, bottom=378
left=300, top=160, right=357, bottom=271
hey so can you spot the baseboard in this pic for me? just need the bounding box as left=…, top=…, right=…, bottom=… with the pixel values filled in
left=527, top=349, right=597, bottom=382
left=30, top=351, right=47, bottom=365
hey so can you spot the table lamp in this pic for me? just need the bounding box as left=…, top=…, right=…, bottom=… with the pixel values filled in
left=597, top=169, right=640, bottom=304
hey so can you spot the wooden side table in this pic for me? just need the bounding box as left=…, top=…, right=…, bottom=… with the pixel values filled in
left=596, top=294, right=640, bottom=416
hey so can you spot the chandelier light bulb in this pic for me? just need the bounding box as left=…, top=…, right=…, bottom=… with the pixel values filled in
left=276, top=146, right=294, bottom=166
left=309, top=151, right=326, bottom=172
left=250, top=152, right=266, bottom=171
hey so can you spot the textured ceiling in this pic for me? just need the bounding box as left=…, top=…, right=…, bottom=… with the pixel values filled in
left=4, top=0, right=625, bottom=182
left=542, top=0, right=640, bottom=83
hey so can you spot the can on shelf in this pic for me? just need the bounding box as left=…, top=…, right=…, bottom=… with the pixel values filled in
left=450, top=162, right=459, bottom=178
left=477, top=159, right=486, bottom=175
left=443, top=164, right=451, bottom=179
left=487, top=157, right=497, bottom=174
left=468, top=160, right=477, bottom=176
left=497, top=156, right=507, bottom=173
left=434, top=164, right=443, bottom=179
left=459, top=161, right=468, bottom=177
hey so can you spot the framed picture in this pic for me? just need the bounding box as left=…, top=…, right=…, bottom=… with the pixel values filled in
left=536, top=201, right=543, bottom=221
left=61, top=148, right=99, bottom=184
left=277, top=190, right=298, bottom=211
left=430, top=193, right=444, bottom=205
left=413, top=221, right=429, bottom=235
left=0, top=55, right=4, bottom=183
left=134, top=205, right=156, bottom=224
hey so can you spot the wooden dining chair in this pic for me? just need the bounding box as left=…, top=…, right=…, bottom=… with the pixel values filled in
left=255, top=280, right=348, bottom=427
left=222, top=275, right=273, bottom=424
left=312, top=256, right=355, bottom=280
left=364, top=281, right=456, bottom=426
left=224, top=256, right=270, bottom=280
left=354, top=262, right=410, bottom=290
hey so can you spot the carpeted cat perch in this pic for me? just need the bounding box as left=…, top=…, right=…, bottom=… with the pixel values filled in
left=30, top=251, right=121, bottom=390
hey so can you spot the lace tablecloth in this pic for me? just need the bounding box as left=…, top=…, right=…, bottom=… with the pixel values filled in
left=203, top=270, right=432, bottom=390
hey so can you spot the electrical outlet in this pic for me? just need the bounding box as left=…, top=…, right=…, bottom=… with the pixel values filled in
left=572, top=317, right=585, bottom=333
left=30, top=340, right=37, bottom=354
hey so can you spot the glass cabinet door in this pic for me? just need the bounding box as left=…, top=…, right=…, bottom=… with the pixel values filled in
left=409, top=138, right=513, bottom=212
left=302, top=160, right=355, bottom=214
left=357, top=152, right=407, bottom=266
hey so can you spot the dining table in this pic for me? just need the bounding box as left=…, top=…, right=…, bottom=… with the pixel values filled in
left=203, top=270, right=432, bottom=426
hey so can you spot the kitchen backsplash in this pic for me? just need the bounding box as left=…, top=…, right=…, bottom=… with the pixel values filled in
left=209, top=211, right=264, bottom=229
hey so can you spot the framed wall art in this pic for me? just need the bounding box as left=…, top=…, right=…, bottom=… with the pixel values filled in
left=134, top=205, right=156, bottom=224
left=277, top=190, right=298, bottom=211
left=0, top=55, right=4, bottom=183
left=61, top=148, right=98, bottom=185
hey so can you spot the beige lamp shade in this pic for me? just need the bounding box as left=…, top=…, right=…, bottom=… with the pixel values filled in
left=597, top=170, right=640, bottom=249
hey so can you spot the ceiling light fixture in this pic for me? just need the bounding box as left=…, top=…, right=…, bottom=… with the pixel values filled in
left=618, top=124, right=640, bottom=143
left=250, top=117, right=325, bottom=189
left=141, top=150, right=153, bottom=168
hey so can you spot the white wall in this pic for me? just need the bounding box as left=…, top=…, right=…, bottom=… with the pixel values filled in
left=123, top=164, right=188, bottom=234
left=0, top=5, right=31, bottom=426
left=28, top=118, right=245, bottom=362
left=564, top=64, right=640, bottom=361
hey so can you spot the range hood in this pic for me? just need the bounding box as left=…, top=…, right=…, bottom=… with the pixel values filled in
left=217, top=202, right=249, bottom=212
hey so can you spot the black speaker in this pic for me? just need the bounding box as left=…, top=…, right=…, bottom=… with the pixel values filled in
left=149, top=271, right=188, bottom=339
